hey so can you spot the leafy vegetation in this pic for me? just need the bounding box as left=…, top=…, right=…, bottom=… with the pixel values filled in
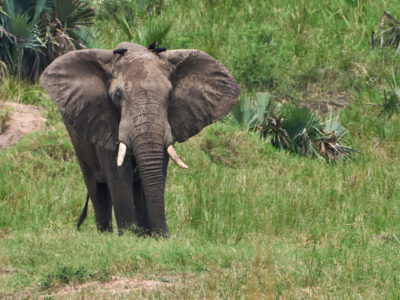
left=0, top=108, right=10, bottom=133
left=96, top=0, right=171, bottom=46
left=0, top=67, right=10, bottom=133
left=1, top=0, right=400, bottom=298
left=374, top=11, right=400, bottom=53
left=0, top=0, right=95, bottom=80
left=231, top=94, right=353, bottom=162
left=380, top=67, right=400, bottom=119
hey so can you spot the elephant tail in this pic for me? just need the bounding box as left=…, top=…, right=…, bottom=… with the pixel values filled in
left=77, top=192, right=89, bottom=230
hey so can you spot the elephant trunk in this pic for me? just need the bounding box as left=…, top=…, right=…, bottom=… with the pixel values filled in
left=118, top=100, right=168, bottom=235
left=134, top=138, right=167, bottom=235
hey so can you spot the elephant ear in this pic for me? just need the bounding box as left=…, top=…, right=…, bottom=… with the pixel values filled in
left=39, top=49, right=118, bottom=150
left=164, top=50, right=239, bottom=142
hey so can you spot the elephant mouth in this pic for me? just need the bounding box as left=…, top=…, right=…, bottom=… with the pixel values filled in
left=117, top=142, right=188, bottom=169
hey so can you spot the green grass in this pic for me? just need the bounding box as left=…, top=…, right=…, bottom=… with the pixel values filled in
left=1, top=0, right=400, bottom=298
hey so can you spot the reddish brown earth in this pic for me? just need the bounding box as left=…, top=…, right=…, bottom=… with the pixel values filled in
left=0, top=102, right=46, bottom=149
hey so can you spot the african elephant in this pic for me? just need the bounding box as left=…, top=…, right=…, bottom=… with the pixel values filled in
left=39, top=42, right=239, bottom=236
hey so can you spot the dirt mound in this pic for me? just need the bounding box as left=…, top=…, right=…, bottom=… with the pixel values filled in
left=0, top=102, right=46, bottom=149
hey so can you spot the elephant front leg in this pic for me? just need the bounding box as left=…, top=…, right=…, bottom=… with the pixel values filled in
left=66, top=125, right=113, bottom=232
left=133, top=179, right=150, bottom=235
left=109, top=182, right=138, bottom=235
left=97, top=149, right=138, bottom=235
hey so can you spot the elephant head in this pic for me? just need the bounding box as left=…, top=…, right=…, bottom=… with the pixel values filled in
left=39, top=42, right=239, bottom=235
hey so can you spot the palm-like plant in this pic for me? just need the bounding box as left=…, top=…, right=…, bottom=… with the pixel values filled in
left=0, top=0, right=95, bottom=80
left=230, top=94, right=354, bottom=163
left=112, top=14, right=172, bottom=46
left=230, top=95, right=256, bottom=127
left=380, top=67, right=400, bottom=119
left=375, top=12, right=400, bottom=54
left=269, top=105, right=353, bottom=162
left=319, top=112, right=354, bottom=162
left=136, top=18, right=171, bottom=46
left=274, top=105, right=322, bottom=157
left=231, top=92, right=276, bottom=131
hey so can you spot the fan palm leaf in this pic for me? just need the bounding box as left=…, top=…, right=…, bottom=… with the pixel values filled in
left=137, top=18, right=172, bottom=46
left=53, top=0, right=95, bottom=27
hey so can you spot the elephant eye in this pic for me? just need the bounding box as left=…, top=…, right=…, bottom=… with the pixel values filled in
left=112, top=88, right=123, bottom=110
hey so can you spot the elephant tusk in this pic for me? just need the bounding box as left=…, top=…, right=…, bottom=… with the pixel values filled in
left=117, top=142, right=127, bottom=167
left=167, top=145, right=188, bottom=169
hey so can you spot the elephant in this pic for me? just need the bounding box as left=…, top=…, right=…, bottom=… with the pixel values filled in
left=39, top=42, right=239, bottom=236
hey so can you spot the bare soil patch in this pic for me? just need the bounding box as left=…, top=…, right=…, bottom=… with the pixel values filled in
left=301, top=91, right=350, bottom=113
left=3, top=273, right=197, bottom=299
left=0, top=102, right=46, bottom=149
left=278, top=91, right=350, bottom=114
left=39, top=276, right=174, bottom=299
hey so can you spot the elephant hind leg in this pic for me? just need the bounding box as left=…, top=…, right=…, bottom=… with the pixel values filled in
left=90, top=182, right=113, bottom=232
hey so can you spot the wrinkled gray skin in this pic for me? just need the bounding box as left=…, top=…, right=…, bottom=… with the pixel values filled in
left=40, top=42, right=239, bottom=236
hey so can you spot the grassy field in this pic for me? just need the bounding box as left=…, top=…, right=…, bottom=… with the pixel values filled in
left=1, top=0, right=400, bottom=298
